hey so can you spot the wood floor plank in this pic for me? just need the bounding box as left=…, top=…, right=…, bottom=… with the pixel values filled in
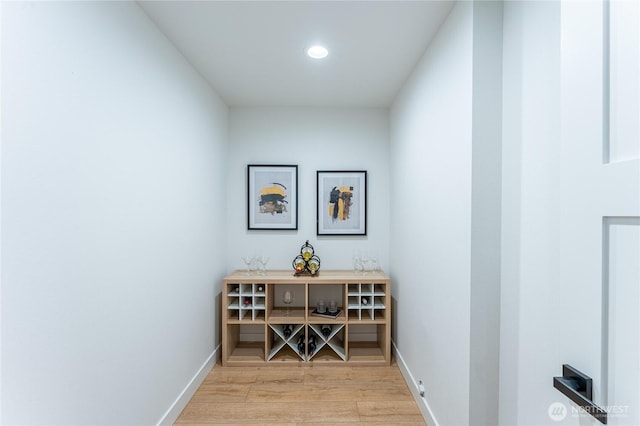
left=189, top=383, right=250, bottom=403
left=246, top=382, right=411, bottom=402
left=357, top=401, right=426, bottom=424
left=301, top=423, right=425, bottom=426
left=176, top=401, right=360, bottom=424
left=247, top=367, right=305, bottom=384
left=176, top=423, right=297, bottom=426
left=205, top=370, right=258, bottom=385
left=304, top=366, right=404, bottom=383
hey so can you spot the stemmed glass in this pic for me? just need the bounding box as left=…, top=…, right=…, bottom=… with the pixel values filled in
left=353, top=250, right=363, bottom=274
left=370, top=252, right=380, bottom=274
left=283, top=290, right=294, bottom=317
left=258, top=255, right=270, bottom=276
left=242, top=256, right=254, bottom=276
left=360, top=251, right=370, bottom=275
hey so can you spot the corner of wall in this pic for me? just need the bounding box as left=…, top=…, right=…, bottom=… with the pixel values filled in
left=157, top=345, right=219, bottom=425
left=392, top=342, right=438, bottom=426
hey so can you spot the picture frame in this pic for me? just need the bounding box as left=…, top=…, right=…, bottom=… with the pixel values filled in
left=247, top=165, right=298, bottom=230
left=317, top=170, right=367, bottom=236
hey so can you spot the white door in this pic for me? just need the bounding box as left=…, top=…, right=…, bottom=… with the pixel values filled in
left=557, top=1, right=640, bottom=425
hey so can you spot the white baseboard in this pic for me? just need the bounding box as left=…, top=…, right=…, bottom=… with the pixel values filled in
left=393, top=341, right=439, bottom=426
left=157, top=345, right=219, bottom=425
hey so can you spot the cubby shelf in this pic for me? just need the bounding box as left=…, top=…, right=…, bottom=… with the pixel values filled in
left=221, top=270, right=391, bottom=366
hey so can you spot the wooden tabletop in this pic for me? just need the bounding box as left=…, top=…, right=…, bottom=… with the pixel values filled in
left=224, top=269, right=389, bottom=282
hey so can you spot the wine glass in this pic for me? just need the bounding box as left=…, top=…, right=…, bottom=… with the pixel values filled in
left=242, top=256, right=253, bottom=276
left=370, top=251, right=380, bottom=274
left=353, top=250, right=362, bottom=274
left=283, top=290, right=294, bottom=317
left=258, top=255, right=270, bottom=276
left=361, top=251, right=370, bottom=275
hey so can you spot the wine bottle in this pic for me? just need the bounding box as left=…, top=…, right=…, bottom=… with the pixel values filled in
left=308, top=335, right=317, bottom=356
left=292, top=255, right=306, bottom=273
left=301, top=240, right=314, bottom=261
left=283, top=324, right=292, bottom=339
left=297, top=334, right=305, bottom=356
left=321, top=324, right=332, bottom=338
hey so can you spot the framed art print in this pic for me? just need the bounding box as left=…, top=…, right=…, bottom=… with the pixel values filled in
left=317, top=170, right=367, bottom=236
left=248, top=165, right=298, bottom=230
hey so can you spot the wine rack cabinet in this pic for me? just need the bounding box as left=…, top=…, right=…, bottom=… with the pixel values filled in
left=221, top=270, right=391, bottom=366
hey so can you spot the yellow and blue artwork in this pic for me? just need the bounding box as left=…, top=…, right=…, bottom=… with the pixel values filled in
left=317, top=170, right=366, bottom=236
left=248, top=165, right=298, bottom=230
left=328, top=186, right=354, bottom=222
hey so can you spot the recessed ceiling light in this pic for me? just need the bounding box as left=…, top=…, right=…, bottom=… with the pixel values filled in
left=307, top=45, right=328, bottom=59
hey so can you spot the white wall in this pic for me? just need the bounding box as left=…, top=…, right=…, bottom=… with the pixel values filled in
left=226, top=107, right=390, bottom=274
left=390, top=2, right=504, bottom=424
left=469, top=2, right=503, bottom=424
left=499, top=1, right=562, bottom=425
left=1, top=2, right=228, bottom=424
left=390, top=3, right=474, bottom=425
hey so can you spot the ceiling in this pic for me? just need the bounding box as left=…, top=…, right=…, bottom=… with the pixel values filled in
left=138, top=1, right=454, bottom=108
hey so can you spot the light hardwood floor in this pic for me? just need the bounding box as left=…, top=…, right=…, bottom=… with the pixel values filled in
left=175, top=360, right=426, bottom=425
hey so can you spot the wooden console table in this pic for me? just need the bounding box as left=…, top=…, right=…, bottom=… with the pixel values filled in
left=221, top=270, right=391, bottom=366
